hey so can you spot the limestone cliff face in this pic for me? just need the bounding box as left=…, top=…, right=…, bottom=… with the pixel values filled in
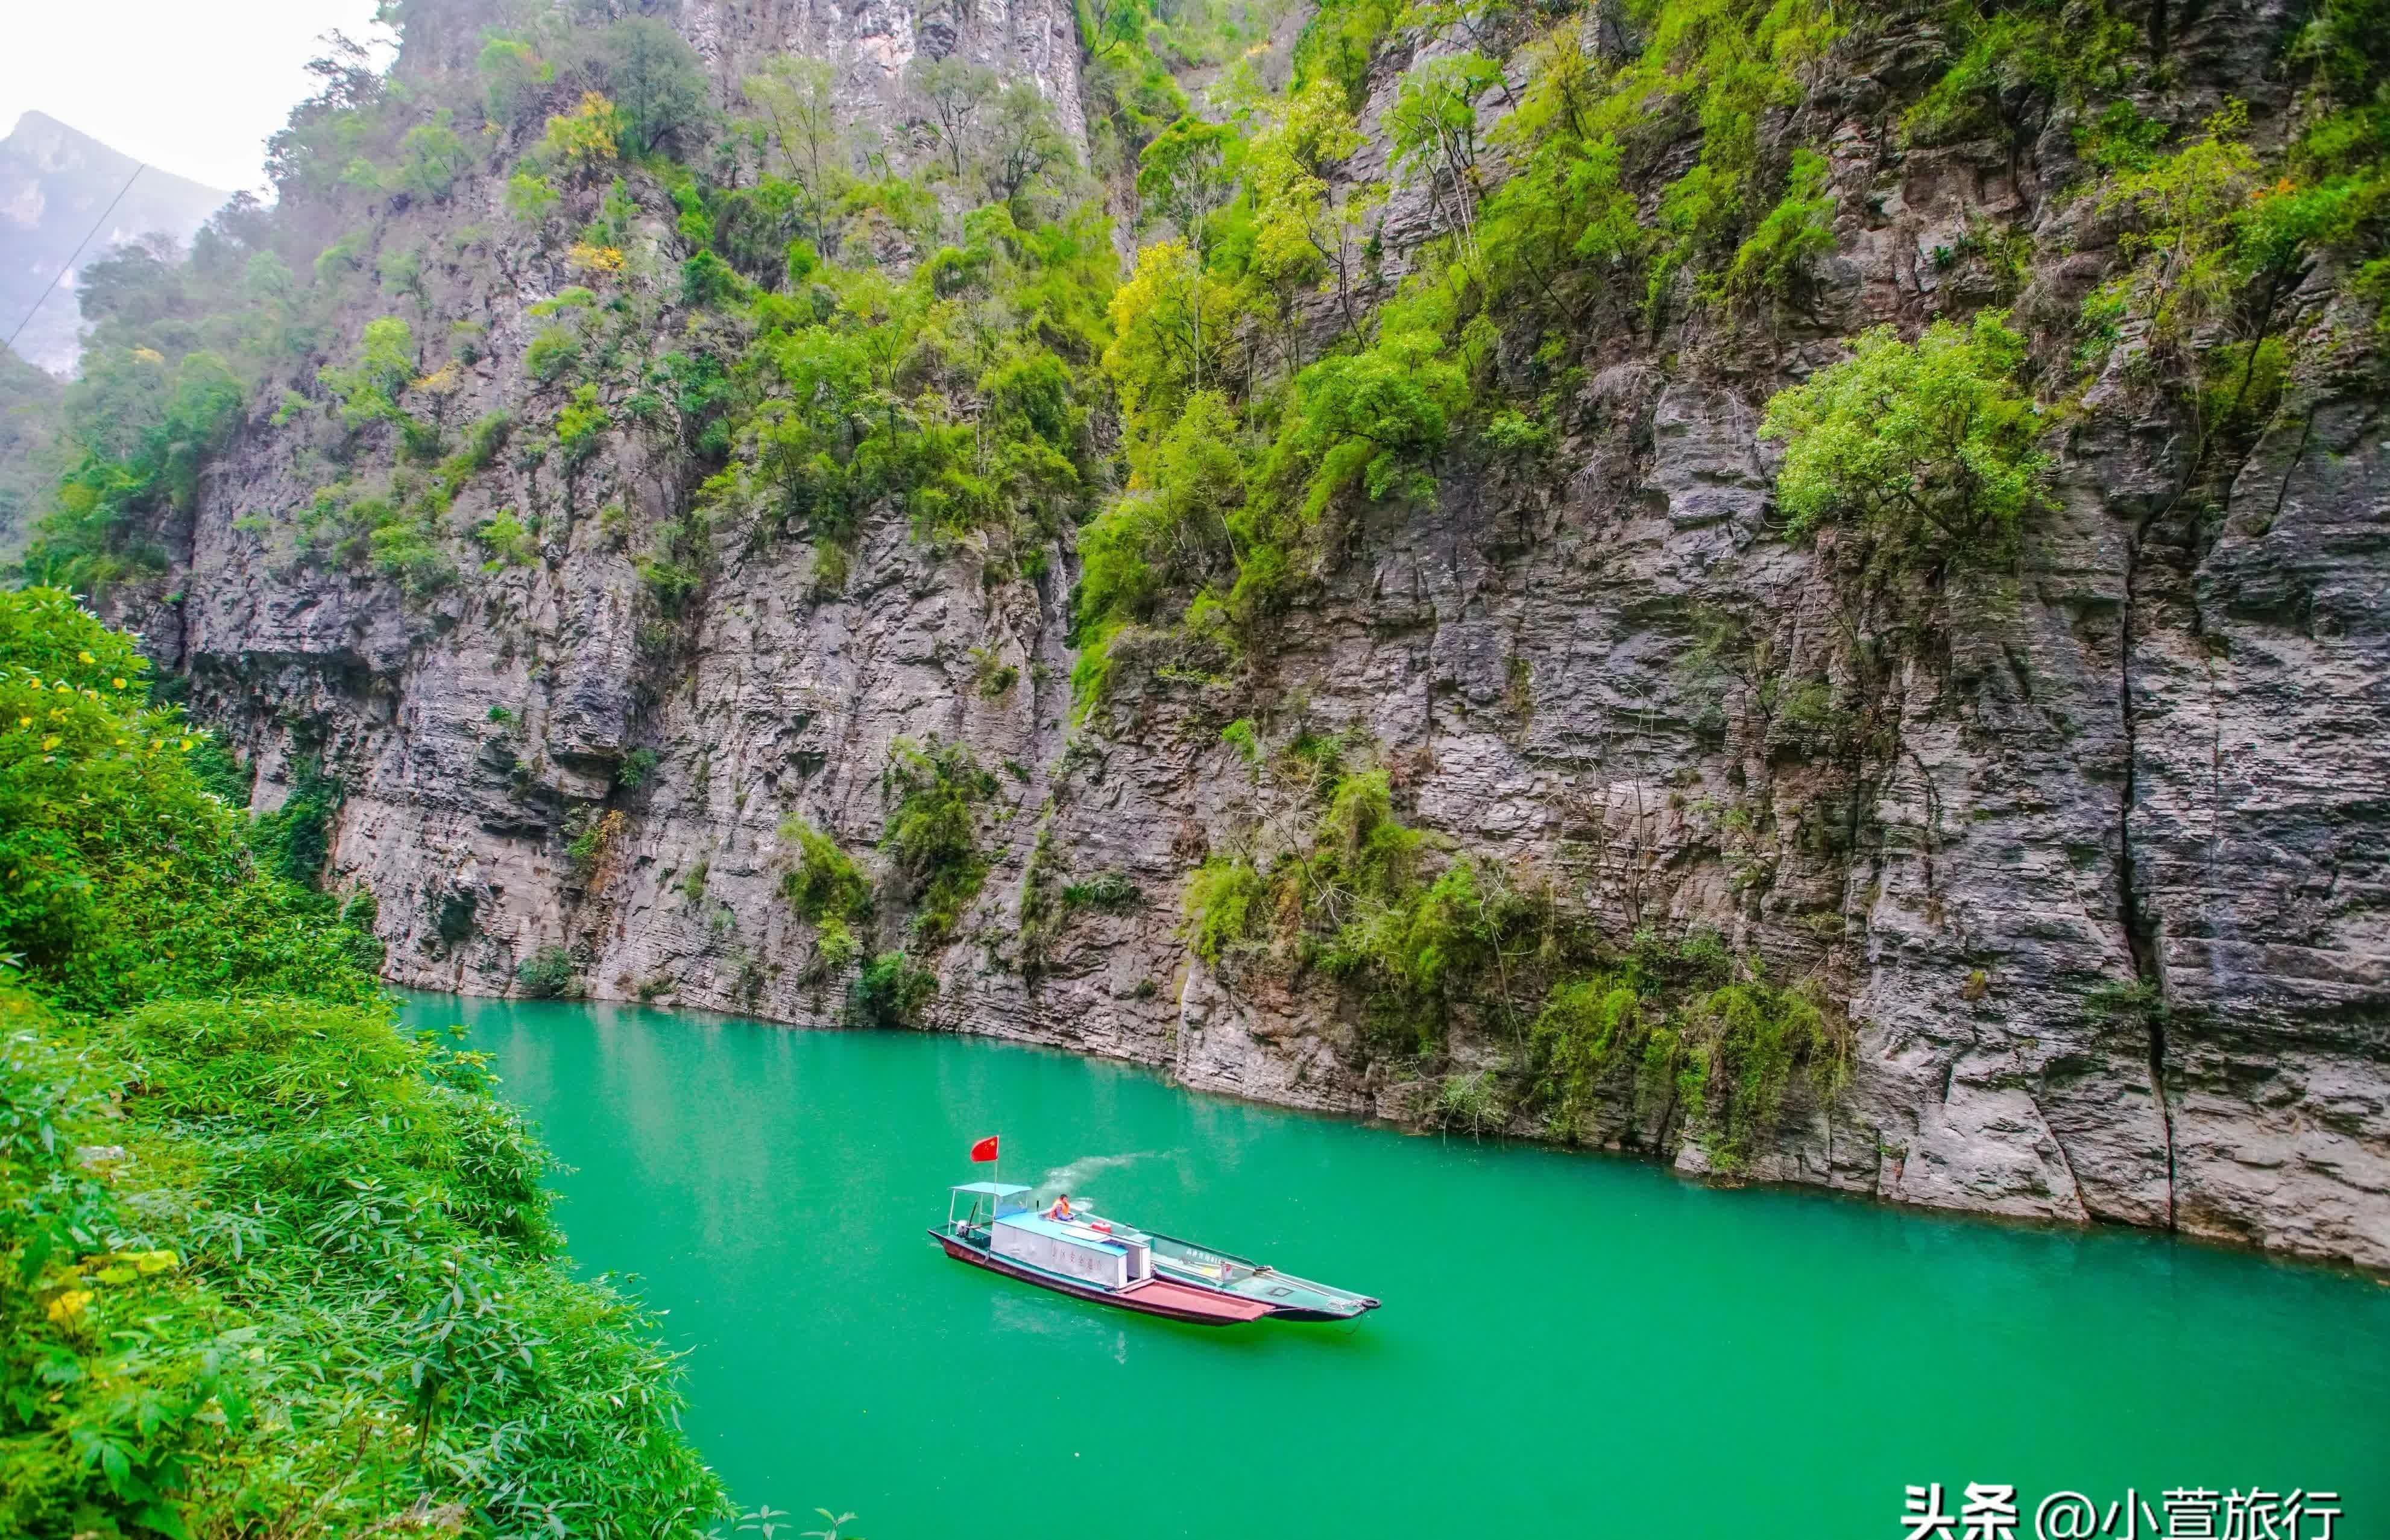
left=115, top=0, right=2388, bottom=1269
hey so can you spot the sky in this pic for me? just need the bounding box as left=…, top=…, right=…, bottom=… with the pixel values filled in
left=0, top=1, right=394, bottom=194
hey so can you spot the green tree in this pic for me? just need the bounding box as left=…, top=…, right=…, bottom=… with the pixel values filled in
left=743, top=55, right=851, bottom=250
left=593, top=16, right=710, bottom=155
left=1137, top=117, right=1241, bottom=389
left=985, top=82, right=1076, bottom=204
left=317, top=316, right=418, bottom=428
left=910, top=57, right=999, bottom=180
left=1759, top=310, right=2051, bottom=562
left=478, top=35, right=557, bottom=131
left=399, top=112, right=470, bottom=201
left=1387, top=52, right=1502, bottom=261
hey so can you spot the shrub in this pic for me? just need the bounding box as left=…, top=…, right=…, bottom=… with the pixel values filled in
left=556, top=383, right=612, bottom=466
left=506, top=169, right=561, bottom=222
left=250, top=754, right=341, bottom=888
left=815, top=915, right=863, bottom=974
left=317, top=316, right=416, bottom=428
left=850, top=948, right=938, bottom=1027
left=0, top=590, right=380, bottom=1015
left=881, top=740, right=996, bottom=944
left=681, top=250, right=741, bottom=308
left=1183, top=853, right=1266, bottom=967
left=517, top=943, right=581, bottom=997
left=540, top=90, right=624, bottom=172
left=0, top=589, right=727, bottom=1535
left=1724, top=148, right=1837, bottom=304
left=779, top=816, right=872, bottom=922
left=474, top=507, right=538, bottom=567
left=1528, top=974, right=1648, bottom=1138
left=526, top=325, right=582, bottom=384
left=1758, top=310, right=2051, bottom=564
left=1673, top=979, right=1852, bottom=1169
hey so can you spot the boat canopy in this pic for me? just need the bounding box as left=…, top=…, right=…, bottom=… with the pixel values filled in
left=947, top=1181, right=1033, bottom=1230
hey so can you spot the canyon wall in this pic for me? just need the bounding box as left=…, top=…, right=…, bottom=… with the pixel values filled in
left=103, top=0, right=2389, bottom=1269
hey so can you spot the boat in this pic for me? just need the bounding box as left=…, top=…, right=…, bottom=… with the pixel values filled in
left=931, top=1182, right=1276, bottom=1325
left=1141, top=1229, right=1382, bottom=1322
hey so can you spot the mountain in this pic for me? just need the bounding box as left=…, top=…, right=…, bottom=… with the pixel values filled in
left=28, top=0, right=2390, bottom=1275
left=0, top=110, right=230, bottom=374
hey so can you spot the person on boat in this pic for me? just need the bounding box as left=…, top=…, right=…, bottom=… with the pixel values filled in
left=1048, top=1193, right=1076, bottom=1221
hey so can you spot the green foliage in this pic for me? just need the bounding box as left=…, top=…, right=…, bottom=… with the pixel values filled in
left=0, top=590, right=727, bottom=1535
left=1529, top=973, right=1648, bottom=1136
left=398, top=113, right=470, bottom=201
left=556, top=383, right=613, bottom=467
left=592, top=18, right=711, bottom=156
left=881, top=740, right=997, bottom=944
left=473, top=506, right=538, bottom=567
left=910, top=57, right=1000, bottom=181
left=479, top=35, right=557, bottom=131
left=850, top=950, right=938, bottom=1027
left=1183, top=853, right=1268, bottom=967
left=618, top=746, right=661, bottom=789
left=1724, top=148, right=1837, bottom=305
left=1526, top=947, right=1850, bottom=1166
left=1760, top=311, right=2050, bottom=564
left=27, top=348, right=245, bottom=590
left=250, top=755, right=342, bottom=889
left=780, top=816, right=872, bottom=923
left=1074, top=390, right=1243, bottom=638
left=517, top=943, right=582, bottom=998
left=742, top=57, right=850, bottom=250
left=318, top=316, right=417, bottom=428
left=1675, top=979, right=1851, bottom=1166
left=699, top=201, right=1112, bottom=568
left=682, top=250, right=743, bottom=308
left=1902, top=0, right=2134, bottom=149
left=1292, top=0, right=1404, bottom=110
left=0, top=591, right=378, bottom=1016
left=506, top=168, right=562, bottom=222
left=526, top=324, right=582, bottom=384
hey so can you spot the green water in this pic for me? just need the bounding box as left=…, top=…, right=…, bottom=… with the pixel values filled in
left=407, top=994, right=2390, bottom=1538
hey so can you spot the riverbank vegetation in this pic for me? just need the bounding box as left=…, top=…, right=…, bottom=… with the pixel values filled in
left=1181, top=724, right=1853, bottom=1168
left=0, top=587, right=728, bottom=1535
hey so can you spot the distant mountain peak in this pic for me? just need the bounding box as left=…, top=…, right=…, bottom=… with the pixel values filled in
left=0, top=113, right=229, bottom=375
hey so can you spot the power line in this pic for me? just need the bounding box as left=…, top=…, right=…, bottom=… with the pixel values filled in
left=4, top=162, right=147, bottom=359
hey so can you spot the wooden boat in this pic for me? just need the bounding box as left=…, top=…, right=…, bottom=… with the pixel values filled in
left=930, top=1182, right=1275, bottom=1326
left=1141, top=1230, right=1382, bottom=1322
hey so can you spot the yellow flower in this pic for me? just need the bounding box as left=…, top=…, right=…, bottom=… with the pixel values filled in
left=41, top=736, right=58, bottom=750
left=179, top=739, right=194, bottom=751
left=113, top=678, right=126, bottom=690
left=78, top=651, right=95, bottom=664
left=45, top=1289, right=91, bottom=1327
left=15, top=717, right=27, bottom=728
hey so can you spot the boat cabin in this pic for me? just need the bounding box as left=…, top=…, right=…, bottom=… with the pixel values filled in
left=945, top=1183, right=1153, bottom=1291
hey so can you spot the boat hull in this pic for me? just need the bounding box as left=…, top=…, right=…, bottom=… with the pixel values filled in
left=930, top=1231, right=1275, bottom=1325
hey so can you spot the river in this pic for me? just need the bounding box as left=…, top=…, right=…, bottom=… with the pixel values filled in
left=404, top=992, right=2390, bottom=1538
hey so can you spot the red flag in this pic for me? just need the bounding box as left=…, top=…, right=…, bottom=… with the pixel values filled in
left=970, top=1135, right=1000, bottom=1163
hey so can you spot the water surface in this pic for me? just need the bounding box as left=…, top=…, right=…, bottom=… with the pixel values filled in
left=406, top=994, right=2390, bottom=1538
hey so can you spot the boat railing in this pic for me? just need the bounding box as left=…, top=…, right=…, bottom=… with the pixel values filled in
left=1146, top=1230, right=1376, bottom=1306
left=1145, top=1231, right=1264, bottom=1284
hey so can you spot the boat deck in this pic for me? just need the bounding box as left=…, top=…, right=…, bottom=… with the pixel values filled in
left=933, top=1230, right=1275, bottom=1323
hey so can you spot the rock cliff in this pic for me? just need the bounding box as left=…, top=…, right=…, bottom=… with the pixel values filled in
left=66, top=0, right=2390, bottom=1269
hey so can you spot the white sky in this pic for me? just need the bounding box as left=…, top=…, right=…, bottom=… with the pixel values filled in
left=1, top=1, right=395, bottom=194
